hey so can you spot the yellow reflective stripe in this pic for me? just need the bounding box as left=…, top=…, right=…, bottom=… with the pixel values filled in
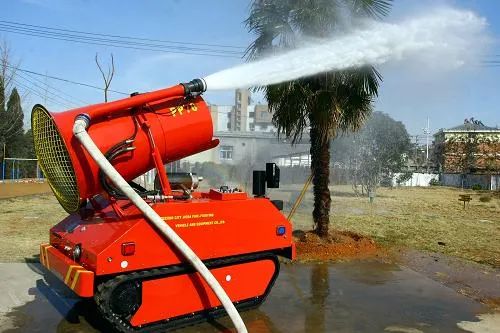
left=41, top=245, right=51, bottom=269
left=45, top=246, right=51, bottom=269
left=70, top=269, right=83, bottom=290
left=39, top=245, right=45, bottom=266
left=64, top=265, right=81, bottom=284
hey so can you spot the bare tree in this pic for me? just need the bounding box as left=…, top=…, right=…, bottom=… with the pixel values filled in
left=95, top=53, right=115, bottom=102
left=0, top=40, right=25, bottom=161
left=0, top=40, right=21, bottom=102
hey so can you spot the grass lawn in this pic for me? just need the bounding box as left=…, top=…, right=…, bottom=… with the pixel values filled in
left=0, top=183, right=498, bottom=267
left=282, top=185, right=500, bottom=267
left=0, top=194, right=66, bottom=262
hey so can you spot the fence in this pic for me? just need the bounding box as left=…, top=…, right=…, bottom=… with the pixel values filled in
left=1, top=158, right=43, bottom=182
left=392, top=173, right=439, bottom=187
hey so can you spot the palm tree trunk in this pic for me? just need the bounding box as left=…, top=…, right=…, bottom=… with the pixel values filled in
left=310, top=126, right=331, bottom=238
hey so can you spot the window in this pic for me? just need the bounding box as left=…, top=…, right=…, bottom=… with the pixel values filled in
left=220, top=146, right=234, bottom=160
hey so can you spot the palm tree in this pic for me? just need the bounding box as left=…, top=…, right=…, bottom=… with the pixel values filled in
left=245, top=0, right=392, bottom=237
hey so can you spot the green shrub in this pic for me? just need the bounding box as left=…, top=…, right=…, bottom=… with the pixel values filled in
left=429, top=178, right=440, bottom=186
left=479, top=195, right=491, bottom=202
left=396, top=172, right=413, bottom=186
left=471, top=184, right=482, bottom=191
left=380, top=174, right=393, bottom=188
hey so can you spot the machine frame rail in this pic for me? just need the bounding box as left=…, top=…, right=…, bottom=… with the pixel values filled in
left=94, top=252, right=281, bottom=333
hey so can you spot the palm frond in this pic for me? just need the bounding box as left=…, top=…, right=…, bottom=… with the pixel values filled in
left=246, top=0, right=391, bottom=143
left=349, top=0, right=393, bottom=19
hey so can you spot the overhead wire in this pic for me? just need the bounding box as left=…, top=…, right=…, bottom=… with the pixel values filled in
left=0, top=23, right=244, bottom=55
left=12, top=78, right=73, bottom=109
left=21, top=70, right=91, bottom=105
left=14, top=70, right=81, bottom=108
left=0, top=19, right=246, bottom=50
left=0, top=21, right=245, bottom=58
left=479, top=58, right=500, bottom=67
left=4, top=63, right=129, bottom=95
left=0, top=27, right=242, bottom=58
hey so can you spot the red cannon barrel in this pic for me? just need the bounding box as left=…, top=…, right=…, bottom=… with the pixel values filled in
left=32, top=80, right=217, bottom=213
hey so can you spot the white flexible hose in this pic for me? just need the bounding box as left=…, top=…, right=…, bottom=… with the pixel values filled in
left=73, top=118, right=248, bottom=333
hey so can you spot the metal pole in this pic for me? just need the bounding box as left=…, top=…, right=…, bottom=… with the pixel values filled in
left=12, top=160, right=15, bottom=180
left=287, top=173, right=313, bottom=221
left=426, top=117, right=430, bottom=161
left=1, top=143, right=5, bottom=181
left=414, top=136, right=418, bottom=172
left=423, top=117, right=430, bottom=173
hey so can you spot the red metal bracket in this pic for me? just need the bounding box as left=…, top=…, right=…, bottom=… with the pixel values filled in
left=137, top=112, right=172, bottom=196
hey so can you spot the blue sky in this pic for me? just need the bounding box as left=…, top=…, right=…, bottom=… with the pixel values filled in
left=2, top=0, right=499, bottom=135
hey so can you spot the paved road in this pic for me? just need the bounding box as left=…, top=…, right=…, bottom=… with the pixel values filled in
left=0, top=261, right=498, bottom=333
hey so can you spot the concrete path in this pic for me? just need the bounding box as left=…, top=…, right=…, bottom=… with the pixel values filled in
left=0, top=261, right=498, bottom=333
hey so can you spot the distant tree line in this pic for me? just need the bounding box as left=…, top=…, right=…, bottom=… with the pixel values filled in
left=0, top=42, right=35, bottom=178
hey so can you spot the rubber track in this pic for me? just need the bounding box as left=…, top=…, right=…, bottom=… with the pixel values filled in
left=94, top=252, right=280, bottom=333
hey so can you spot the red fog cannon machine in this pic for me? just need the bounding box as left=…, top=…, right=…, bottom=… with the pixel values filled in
left=32, top=78, right=294, bottom=332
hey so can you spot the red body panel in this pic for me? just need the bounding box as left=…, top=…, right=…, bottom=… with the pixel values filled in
left=48, top=93, right=216, bottom=204
left=130, top=258, right=277, bottom=326
left=49, top=192, right=293, bottom=277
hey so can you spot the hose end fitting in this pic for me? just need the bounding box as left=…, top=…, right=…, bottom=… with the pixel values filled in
left=75, top=113, right=91, bottom=128
left=181, top=78, right=207, bottom=96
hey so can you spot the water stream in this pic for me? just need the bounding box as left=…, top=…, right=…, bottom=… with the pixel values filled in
left=204, top=8, right=487, bottom=91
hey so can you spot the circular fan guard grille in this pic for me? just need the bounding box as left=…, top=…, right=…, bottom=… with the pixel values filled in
left=32, top=105, right=80, bottom=213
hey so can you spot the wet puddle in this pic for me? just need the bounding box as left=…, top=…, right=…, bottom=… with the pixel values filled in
left=1, top=261, right=489, bottom=332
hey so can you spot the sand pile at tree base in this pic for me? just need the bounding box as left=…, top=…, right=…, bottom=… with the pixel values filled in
left=294, top=230, right=382, bottom=261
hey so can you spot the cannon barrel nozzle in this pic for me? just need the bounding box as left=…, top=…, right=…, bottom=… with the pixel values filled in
left=181, top=78, right=207, bottom=95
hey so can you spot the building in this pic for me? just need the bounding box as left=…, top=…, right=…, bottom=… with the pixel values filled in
left=434, top=119, right=500, bottom=189
left=226, top=89, right=275, bottom=133
left=251, top=104, right=274, bottom=132
left=182, top=131, right=310, bottom=165
left=183, top=89, right=284, bottom=166
left=208, top=105, right=231, bottom=132
left=228, top=89, right=250, bottom=132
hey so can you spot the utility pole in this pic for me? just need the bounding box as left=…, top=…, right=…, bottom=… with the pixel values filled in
left=1, top=143, right=5, bottom=181
left=423, top=117, right=430, bottom=173
left=413, top=135, right=419, bottom=172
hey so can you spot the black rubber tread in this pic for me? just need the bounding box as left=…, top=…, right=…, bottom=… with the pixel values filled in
left=94, top=252, right=280, bottom=333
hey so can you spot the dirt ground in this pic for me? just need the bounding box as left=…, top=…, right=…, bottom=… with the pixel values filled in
left=293, top=229, right=383, bottom=262
left=0, top=181, right=51, bottom=199
left=279, top=185, right=500, bottom=267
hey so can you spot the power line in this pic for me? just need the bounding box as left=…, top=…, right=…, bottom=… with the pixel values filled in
left=0, top=23, right=244, bottom=55
left=14, top=71, right=80, bottom=108
left=0, top=21, right=244, bottom=58
left=4, top=63, right=128, bottom=95
left=0, top=19, right=246, bottom=50
left=12, top=78, right=73, bottom=109
left=0, top=27, right=243, bottom=58
left=21, top=70, right=90, bottom=105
